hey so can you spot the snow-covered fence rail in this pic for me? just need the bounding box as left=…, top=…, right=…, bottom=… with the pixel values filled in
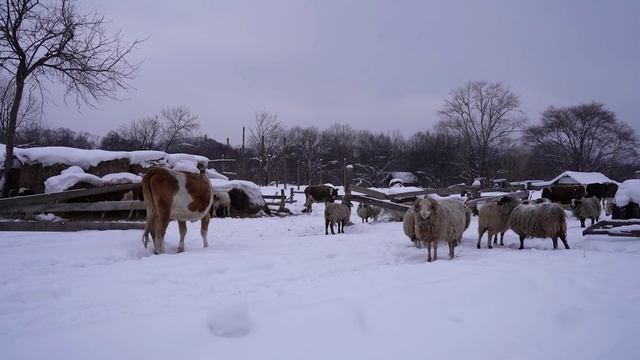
left=263, top=189, right=288, bottom=213
left=0, top=221, right=145, bottom=232
left=0, top=183, right=140, bottom=209
left=582, top=220, right=640, bottom=237
left=0, top=183, right=146, bottom=231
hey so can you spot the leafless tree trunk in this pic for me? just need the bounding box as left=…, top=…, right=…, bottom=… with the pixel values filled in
left=249, top=110, right=284, bottom=185
left=160, top=105, right=199, bottom=152
left=526, top=102, right=638, bottom=172
left=0, top=76, right=40, bottom=141
left=0, top=0, right=140, bottom=193
left=437, top=81, right=525, bottom=181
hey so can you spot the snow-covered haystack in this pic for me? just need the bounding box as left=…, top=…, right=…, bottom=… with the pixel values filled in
left=0, top=144, right=227, bottom=195
left=612, top=180, right=640, bottom=219
left=211, top=179, right=265, bottom=216
left=44, top=166, right=142, bottom=193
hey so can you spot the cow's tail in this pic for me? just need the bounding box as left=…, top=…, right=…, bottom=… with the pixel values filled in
left=141, top=168, right=161, bottom=248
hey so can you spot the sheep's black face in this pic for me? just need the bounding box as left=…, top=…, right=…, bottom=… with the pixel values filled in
left=571, top=199, right=581, bottom=209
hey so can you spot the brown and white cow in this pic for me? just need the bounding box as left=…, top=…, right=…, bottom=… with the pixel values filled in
left=303, top=185, right=338, bottom=213
left=141, top=167, right=215, bottom=254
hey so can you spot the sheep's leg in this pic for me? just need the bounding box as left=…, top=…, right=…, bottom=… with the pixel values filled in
left=325, top=219, right=330, bottom=235
left=560, top=234, right=570, bottom=249
left=580, top=218, right=585, bottom=228
left=330, top=221, right=335, bottom=235
left=433, top=241, right=438, bottom=261
left=448, top=241, right=455, bottom=259
left=500, top=232, right=505, bottom=246
left=177, top=221, right=187, bottom=253
left=340, top=220, right=345, bottom=233
left=487, top=231, right=494, bottom=249
left=591, top=217, right=595, bottom=226
left=492, top=234, right=498, bottom=245
left=518, top=234, right=525, bottom=250
left=552, top=237, right=558, bottom=249
left=200, top=214, right=210, bottom=248
left=477, top=228, right=485, bottom=249
left=427, top=242, right=432, bottom=262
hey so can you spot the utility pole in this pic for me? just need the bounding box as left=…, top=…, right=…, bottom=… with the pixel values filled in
left=283, top=137, right=287, bottom=189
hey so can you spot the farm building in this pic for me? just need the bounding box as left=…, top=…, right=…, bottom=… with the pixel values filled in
left=612, top=179, right=640, bottom=219
left=382, top=172, right=419, bottom=187
left=534, top=171, right=619, bottom=204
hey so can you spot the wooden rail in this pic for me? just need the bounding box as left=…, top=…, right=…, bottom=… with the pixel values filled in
left=0, top=221, right=145, bottom=232
left=0, top=201, right=146, bottom=214
left=583, top=220, right=640, bottom=237
left=0, top=183, right=140, bottom=208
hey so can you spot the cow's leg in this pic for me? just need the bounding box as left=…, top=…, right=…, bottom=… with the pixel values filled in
left=142, top=214, right=155, bottom=248
left=177, top=221, right=187, bottom=253
left=153, top=202, right=171, bottom=254
left=200, top=214, right=210, bottom=248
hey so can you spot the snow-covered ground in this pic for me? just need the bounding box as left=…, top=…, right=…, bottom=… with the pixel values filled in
left=1, top=189, right=639, bottom=360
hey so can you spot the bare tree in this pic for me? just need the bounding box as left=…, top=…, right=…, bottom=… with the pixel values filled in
left=437, top=81, right=525, bottom=181
left=0, top=76, right=40, bottom=141
left=526, top=102, right=638, bottom=172
left=249, top=110, right=284, bottom=185
left=159, top=105, right=199, bottom=152
left=0, top=0, right=140, bottom=182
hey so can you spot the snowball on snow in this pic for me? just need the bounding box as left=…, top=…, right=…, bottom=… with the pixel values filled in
left=615, top=180, right=640, bottom=207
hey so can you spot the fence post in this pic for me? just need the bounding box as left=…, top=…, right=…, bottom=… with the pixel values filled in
left=279, top=189, right=286, bottom=212
left=345, top=164, right=353, bottom=206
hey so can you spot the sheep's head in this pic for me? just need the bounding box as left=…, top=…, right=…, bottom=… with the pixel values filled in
left=571, top=198, right=581, bottom=209
left=413, top=198, right=436, bottom=220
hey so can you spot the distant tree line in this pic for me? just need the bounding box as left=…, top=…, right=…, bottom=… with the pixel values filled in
left=3, top=81, right=639, bottom=186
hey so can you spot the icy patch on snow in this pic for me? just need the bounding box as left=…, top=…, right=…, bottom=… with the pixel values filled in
left=206, top=299, right=251, bottom=338
left=615, top=180, right=640, bottom=207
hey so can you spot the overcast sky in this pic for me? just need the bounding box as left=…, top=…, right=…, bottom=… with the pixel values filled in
left=44, top=0, right=640, bottom=145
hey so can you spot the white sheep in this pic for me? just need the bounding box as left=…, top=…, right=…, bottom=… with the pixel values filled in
left=357, top=203, right=381, bottom=223
left=508, top=202, right=569, bottom=250
left=211, top=190, right=231, bottom=217
left=570, top=197, right=602, bottom=228
left=477, top=196, right=520, bottom=249
left=325, top=202, right=351, bottom=234
left=403, top=208, right=419, bottom=247
left=412, top=197, right=468, bottom=262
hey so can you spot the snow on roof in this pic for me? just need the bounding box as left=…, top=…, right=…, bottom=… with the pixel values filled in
left=0, top=144, right=209, bottom=172
left=615, top=180, right=640, bottom=207
left=211, top=179, right=265, bottom=207
left=533, top=171, right=616, bottom=187
left=44, top=166, right=142, bottom=193
left=385, top=172, right=419, bottom=184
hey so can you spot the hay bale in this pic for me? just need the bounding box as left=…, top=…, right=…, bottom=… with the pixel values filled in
left=87, top=158, right=130, bottom=177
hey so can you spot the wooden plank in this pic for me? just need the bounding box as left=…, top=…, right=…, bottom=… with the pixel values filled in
left=351, top=195, right=411, bottom=212
left=0, top=221, right=145, bottom=232
left=463, top=191, right=530, bottom=208
left=350, top=185, right=387, bottom=200
left=583, top=220, right=640, bottom=237
left=0, top=183, right=141, bottom=209
left=262, top=195, right=284, bottom=199
left=0, top=201, right=146, bottom=214
left=385, top=189, right=440, bottom=199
